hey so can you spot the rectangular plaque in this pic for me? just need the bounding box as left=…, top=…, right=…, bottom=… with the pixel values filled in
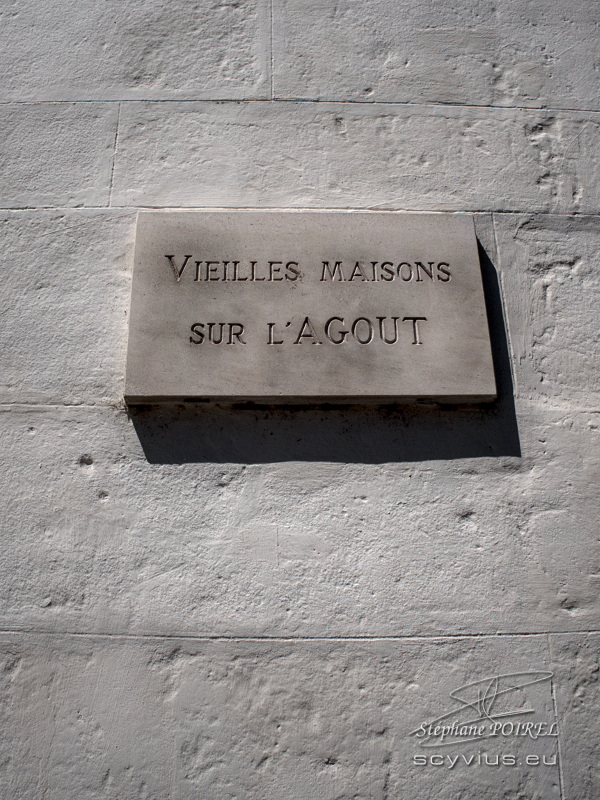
left=125, top=211, right=496, bottom=403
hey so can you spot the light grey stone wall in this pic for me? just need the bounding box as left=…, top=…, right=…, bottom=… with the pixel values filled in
left=1, top=2, right=598, bottom=799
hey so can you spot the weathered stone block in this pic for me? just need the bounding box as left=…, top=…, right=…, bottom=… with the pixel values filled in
left=112, top=102, right=600, bottom=214
left=0, top=633, right=561, bottom=800
left=0, top=210, right=134, bottom=405
left=494, top=213, right=600, bottom=408
left=0, top=104, right=118, bottom=208
left=0, top=402, right=597, bottom=637
left=550, top=633, right=600, bottom=800
left=0, top=0, right=270, bottom=101
left=273, top=0, right=600, bottom=110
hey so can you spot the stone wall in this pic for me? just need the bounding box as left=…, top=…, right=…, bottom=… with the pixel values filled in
left=1, top=2, right=598, bottom=798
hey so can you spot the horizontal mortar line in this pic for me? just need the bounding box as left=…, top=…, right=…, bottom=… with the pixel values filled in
left=512, top=396, right=600, bottom=410
left=0, top=403, right=123, bottom=411
left=270, top=97, right=600, bottom=115
left=0, top=628, right=597, bottom=643
left=2, top=401, right=599, bottom=415
left=1, top=206, right=600, bottom=218
left=0, top=97, right=599, bottom=115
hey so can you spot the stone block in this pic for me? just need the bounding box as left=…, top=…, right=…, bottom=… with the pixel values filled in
left=0, top=401, right=597, bottom=637
left=273, top=0, right=600, bottom=110
left=112, top=102, right=600, bottom=214
left=0, top=104, right=118, bottom=208
left=0, top=210, right=135, bottom=405
left=494, top=213, right=600, bottom=408
left=0, top=0, right=270, bottom=101
left=0, top=632, right=562, bottom=800
left=550, top=633, right=600, bottom=800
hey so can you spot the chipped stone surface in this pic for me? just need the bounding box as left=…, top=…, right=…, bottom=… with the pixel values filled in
left=550, top=634, right=600, bottom=800
left=0, top=104, right=118, bottom=208
left=0, top=633, right=563, bottom=800
left=0, top=0, right=270, bottom=101
left=0, top=210, right=135, bottom=405
left=495, top=213, right=600, bottom=408
left=112, top=102, right=600, bottom=213
left=273, top=0, right=600, bottom=110
left=0, top=400, right=597, bottom=638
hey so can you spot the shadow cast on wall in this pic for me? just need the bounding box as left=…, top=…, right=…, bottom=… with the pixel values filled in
left=129, top=243, right=521, bottom=464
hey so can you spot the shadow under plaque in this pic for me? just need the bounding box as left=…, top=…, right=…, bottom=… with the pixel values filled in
left=129, top=243, right=520, bottom=464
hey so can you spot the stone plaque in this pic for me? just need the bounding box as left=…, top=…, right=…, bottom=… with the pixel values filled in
left=125, top=211, right=496, bottom=403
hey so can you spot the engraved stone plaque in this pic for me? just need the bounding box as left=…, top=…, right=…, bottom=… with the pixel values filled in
left=125, top=211, right=496, bottom=403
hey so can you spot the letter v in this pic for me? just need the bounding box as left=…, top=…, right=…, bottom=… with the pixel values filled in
left=165, top=255, right=192, bottom=281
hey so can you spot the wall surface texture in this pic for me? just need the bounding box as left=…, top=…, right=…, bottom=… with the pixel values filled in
left=1, top=2, right=598, bottom=798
